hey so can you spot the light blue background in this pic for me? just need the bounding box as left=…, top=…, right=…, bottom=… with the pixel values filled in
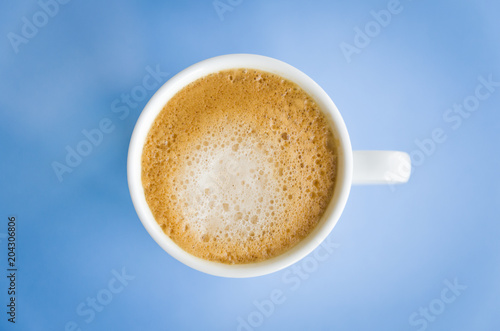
left=1, top=0, right=499, bottom=330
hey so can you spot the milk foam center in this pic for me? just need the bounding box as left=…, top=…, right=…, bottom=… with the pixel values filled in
left=178, top=133, right=282, bottom=242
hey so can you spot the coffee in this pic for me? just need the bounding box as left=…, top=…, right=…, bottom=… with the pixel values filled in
left=142, top=68, right=338, bottom=264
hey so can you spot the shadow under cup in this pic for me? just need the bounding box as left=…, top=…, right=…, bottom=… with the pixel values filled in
left=128, top=54, right=353, bottom=278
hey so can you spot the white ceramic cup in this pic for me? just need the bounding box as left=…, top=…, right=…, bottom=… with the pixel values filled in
left=128, top=54, right=411, bottom=278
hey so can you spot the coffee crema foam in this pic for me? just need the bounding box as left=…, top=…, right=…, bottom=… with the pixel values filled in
left=142, top=69, right=338, bottom=264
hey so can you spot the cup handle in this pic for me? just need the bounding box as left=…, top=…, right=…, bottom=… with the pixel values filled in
left=352, top=151, right=411, bottom=185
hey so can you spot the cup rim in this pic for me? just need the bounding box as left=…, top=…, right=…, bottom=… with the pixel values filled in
left=127, top=54, right=353, bottom=278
